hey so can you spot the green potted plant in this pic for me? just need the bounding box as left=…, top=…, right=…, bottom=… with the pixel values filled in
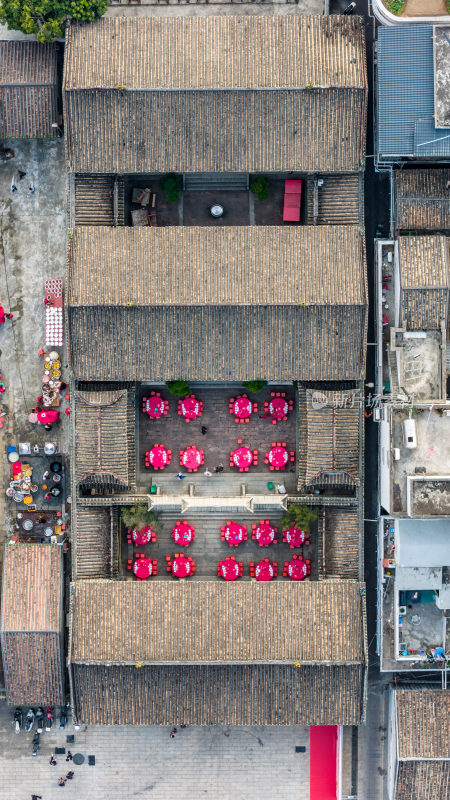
left=159, top=174, right=182, bottom=203
left=242, top=380, right=267, bottom=394
left=167, top=380, right=189, bottom=397
left=250, top=176, right=269, bottom=202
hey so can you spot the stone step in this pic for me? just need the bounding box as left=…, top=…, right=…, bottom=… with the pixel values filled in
left=184, top=173, right=249, bottom=192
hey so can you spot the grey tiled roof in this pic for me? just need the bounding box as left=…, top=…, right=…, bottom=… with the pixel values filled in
left=72, top=663, right=365, bottom=726
left=63, top=17, right=367, bottom=173
left=399, top=236, right=449, bottom=330
left=0, top=544, right=64, bottom=705
left=396, top=762, right=449, bottom=800
left=73, top=506, right=116, bottom=580
left=395, top=169, right=450, bottom=231
left=67, top=226, right=368, bottom=382
left=324, top=507, right=361, bottom=580
left=74, top=389, right=136, bottom=490
left=0, top=42, right=58, bottom=138
left=297, top=387, right=362, bottom=490
left=396, top=689, right=450, bottom=759
left=69, top=580, right=366, bottom=665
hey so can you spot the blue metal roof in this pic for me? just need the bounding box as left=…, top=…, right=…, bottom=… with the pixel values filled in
left=376, top=25, right=450, bottom=162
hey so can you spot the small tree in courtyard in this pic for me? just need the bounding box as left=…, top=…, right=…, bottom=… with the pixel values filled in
left=0, top=0, right=108, bottom=43
left=121, top=504, right=161, bottom=533
left=242, top=380, right=267, bottom=394
left=167, top=380, right=189, bottom=397
left=281, top=504, right=318, bottom=532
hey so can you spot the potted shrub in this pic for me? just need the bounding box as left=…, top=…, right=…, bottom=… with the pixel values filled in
left=250, top=176, right=269, bottom=202
left=242, top=380, right=267, bottom=394
left=167, top=380, right=189, bottom=397
left=159, top=174, right=182, bottom=203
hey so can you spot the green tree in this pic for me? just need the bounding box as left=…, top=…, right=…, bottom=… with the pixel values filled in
left=281, top=504, right=318, bottom=532
left=0, top=0, right=108, bottom=43
left=242, top=380, right=267, bottom=394
left=250, top=176, right=269, bottom=202
left=121, top=504, right=161, bottom=533
left=159, top=174, right=182, bottom=203
left=167, top=380, right=189, bottom=397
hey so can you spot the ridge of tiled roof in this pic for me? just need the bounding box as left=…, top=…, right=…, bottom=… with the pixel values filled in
left=72, top=663, right=365, bottom=726
left=396, top=689, right=450, bottom=760
left=69, top=580, right=366, bottom=665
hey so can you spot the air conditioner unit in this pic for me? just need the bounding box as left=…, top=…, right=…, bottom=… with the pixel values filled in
left=393, top=448, right=401, bottom=460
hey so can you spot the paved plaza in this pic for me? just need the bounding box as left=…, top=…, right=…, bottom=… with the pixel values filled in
left=0, top=701, right=311, bottom=800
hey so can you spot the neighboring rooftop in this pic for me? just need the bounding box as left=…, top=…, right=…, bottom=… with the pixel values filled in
left=390, top=408, right=450, bottom=515
left=398, top=236, right=449, bottom=331
left=394, top=689, right=450, bottom=800
left=394, top=169, right=450, bottom=231
left=0, top=41, right=58, bottom=138
left=73, top=506, right=118, bottom=580
left=376, top=25, right=450, bottom=161
left=63, top=16, right=367, bottom=173
left=434, top=26, right=450, bottom=128
left=0, top=543, right=64, bottom=705
left=67, top=225, right=367, bottom=383
left=69, top=580, right=366, bottom=664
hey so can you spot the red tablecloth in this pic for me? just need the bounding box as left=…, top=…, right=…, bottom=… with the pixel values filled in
left=131, top=526, right=153, bottom=546
left=37, top=409, right=59, bottom=424
left=180, top=397, right=202, bottom=420
left=287, top=560, right=307, bottom=581
left=133, top=558, right=153, bottom=579
left=172, top=522, right=195, bottom=546
left=172, top=556, right=192, bottom=577
left=145, top=397, right=165, bottom=419
left=284, top=527, right=306, bottom=548
left=181, top=446, right=203, bottom=470
left=148, top=445, right=170, bottom=469
left=219, top=560, right=240, bottom=581
left=225, top=522, right=247, bottom=547
left=267, top=446, right=288, bottom=469
left=232, top=446, right=253, bottom=468
left=268, top=398, right=289, bottom=420
left=255, top=561, right=275, bottom=581
left=254, top=522, right=276, bottom=547
left=232, top=397, right=253, bottom=419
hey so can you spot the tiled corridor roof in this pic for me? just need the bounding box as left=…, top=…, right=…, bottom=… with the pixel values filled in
left=0, top=42, right=58, bottom=138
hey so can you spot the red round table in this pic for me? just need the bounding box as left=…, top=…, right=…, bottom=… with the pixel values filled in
left=267, top=446, right=288, bottom=469
left=232, top=446, right=253, bottom=468
left=132, top=526, right=153, bottom=546
left=37, top=409, right=59, bottom=425
left=255, top=561, right=275, bottom=581
left=269, top=398, right=289, bottom=420
left=172, top=555, right=192, bottom=577
left=287, top=560, right=307, bottom=581
left=284, top=527, right=306, bottom=548
left=181, top=446, right=203, bottom=470
left=145, top=397, right=165, bottom=419
left=179, top=397, right=202, bottom=420
left=254, top=522, right=276, bottom=547
left=148, top=445, right=170, bottom=469
left=232, top=397, right=253, bottom=419
left=225, top=522, right=247, bottom=547
left=133, top=558, right=153, bottom=579
left=171, top=522, right=195, bottom=546
left=219, top=560, right=240, bottom=581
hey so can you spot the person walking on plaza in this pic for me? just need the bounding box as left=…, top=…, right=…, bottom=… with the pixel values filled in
left=66, top=771, right=74, bottom=780
left=58, top=777, right=66, bottom=786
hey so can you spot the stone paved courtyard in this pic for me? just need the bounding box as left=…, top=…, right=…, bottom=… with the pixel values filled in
left=0, top=701, right=311, bottom=800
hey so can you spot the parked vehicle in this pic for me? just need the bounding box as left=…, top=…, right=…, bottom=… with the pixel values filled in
left=59, top=707, right=67, bottom=731
left=45, top=707, right=53, bottom=732
left=25, top=709, right=35, bottom=733
left=36, top=708, right=44, bottom=734
left=32, top=732, right=40, bottom=757
left=14, top=708, right=22, bottom=734
left=343, top=1, right=356, bottom=12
